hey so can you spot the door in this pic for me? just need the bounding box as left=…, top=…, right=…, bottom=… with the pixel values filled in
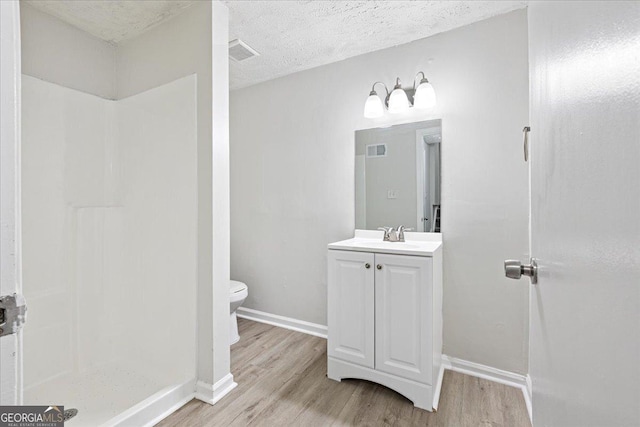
left=327, top=250, right=374, bottom=368
left=0, top=0, right=23, bottom=406
left=528, top=2, right=640, bottom=426
left=355, top=155, right=366, bottom=229
left=415, top=134, right=429, bottom=232
left=375, top=253, right=432, bottom=384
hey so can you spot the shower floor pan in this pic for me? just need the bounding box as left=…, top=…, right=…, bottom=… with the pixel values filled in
left=24, top=363, right=193, bottom=426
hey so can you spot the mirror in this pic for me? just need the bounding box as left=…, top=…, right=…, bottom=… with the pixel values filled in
left=355, top=119, right=441, bottom=232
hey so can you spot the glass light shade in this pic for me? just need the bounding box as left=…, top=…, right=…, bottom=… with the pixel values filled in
left=413, top=81, right=437, bottom=109
left=387, top=87, right=410, bottom=114
left=363, top=93, right=385, bottom=118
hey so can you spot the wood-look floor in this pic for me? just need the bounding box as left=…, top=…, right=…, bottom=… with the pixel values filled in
left=159, top=319, right=530, bottom=427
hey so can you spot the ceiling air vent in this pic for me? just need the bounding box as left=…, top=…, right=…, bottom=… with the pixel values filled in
left=366, top=143, right=387, bottom=158
left=229, top=39, right=259, bottom=62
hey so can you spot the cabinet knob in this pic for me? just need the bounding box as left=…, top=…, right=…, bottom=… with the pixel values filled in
left=377, top=264, right=382, bottom=270
left=365, top=263, right=370, bottom=269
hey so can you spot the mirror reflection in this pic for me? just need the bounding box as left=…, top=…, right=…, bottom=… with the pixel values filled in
left=355, top=120, right=441, bottom=232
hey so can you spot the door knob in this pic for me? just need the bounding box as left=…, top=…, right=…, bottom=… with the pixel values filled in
left=365, top=263, right=370, bottom=269
left=377, top=264, right=382, bottom=270
left=504, top=258, right=538, bottom=284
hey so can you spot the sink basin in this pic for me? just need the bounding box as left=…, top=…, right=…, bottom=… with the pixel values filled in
left=328, top=236, right=441, bottom=256
left=351, top=241, right=421, bottom=250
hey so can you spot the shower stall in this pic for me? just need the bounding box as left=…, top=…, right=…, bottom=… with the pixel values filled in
left=1, top=2, right=231, bottom=424
left=20, top=73, right=198, bottom=426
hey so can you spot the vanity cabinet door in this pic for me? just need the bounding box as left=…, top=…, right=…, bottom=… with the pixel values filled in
left=328, top=250, right=375, bottom=368
left=374, top=254, right=433, bottom=384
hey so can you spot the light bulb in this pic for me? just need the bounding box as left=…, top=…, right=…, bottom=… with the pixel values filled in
left=364, top=92, right=385, bottom=118
left=388, top=86, right=410, bottom=114
left=413, top=80, right=437, bottom=109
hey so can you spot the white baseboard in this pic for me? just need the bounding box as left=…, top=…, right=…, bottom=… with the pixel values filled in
left=195, top=373, right=237, bottom=406
left=525, top=374, right=532, bottom=424
left=442, top=355, right=532, bottom=424
left=237, top=307, right=328, bottom=339
left=442, top=355, right=527, bottom=386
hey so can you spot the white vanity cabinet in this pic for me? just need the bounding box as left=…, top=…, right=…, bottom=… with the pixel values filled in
left=327, top=250, right=375, bottom=368
left=327, top=232, right=443, bottom=411
left=374, top=253, right=433, bottom=384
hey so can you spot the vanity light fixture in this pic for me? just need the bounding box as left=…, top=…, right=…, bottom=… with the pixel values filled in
left=413, top=71, right=437, bottom=110
left=388, top=78, right=411, bottom=114
left=363, top=82, right=387, bottom=119
left=363, top=72, right=436, bottom=118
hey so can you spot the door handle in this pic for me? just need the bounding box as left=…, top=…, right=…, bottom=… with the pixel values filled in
left=523, top=126, right=531, bottom=162
left=504, top=258, right=538, bottom=284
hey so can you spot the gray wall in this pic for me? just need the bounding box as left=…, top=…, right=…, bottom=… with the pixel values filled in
left=20, top=3, right=117, bottom=100
left=231, top=10, right=530, bottom=374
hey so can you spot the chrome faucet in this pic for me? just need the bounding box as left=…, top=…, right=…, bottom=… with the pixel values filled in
left=378, top=227, right=398, bottom=242
left=396, top=225, right=413, bottom=242
left=378, top=226, right=414, bottom=242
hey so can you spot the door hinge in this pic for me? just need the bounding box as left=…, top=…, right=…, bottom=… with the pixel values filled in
left=0, top=294, right=27, bottom=337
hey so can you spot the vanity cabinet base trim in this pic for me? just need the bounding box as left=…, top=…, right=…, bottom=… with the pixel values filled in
left=328, top=357, right=438, bottom=411
left=432, top=362, right=446, bottom=411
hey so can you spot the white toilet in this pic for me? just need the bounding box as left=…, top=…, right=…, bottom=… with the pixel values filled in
left=230, top=280, right=248, bottom=344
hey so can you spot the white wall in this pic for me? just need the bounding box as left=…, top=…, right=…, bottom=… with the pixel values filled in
left=0, top=0, right=22, bottom=406
left=210, top=1, right=232, bottom=389
left=20, top=3, right=116, bottom=100
left=231, top=10, right=529, bottom=374
left=116, top=1, right=231, bottom=389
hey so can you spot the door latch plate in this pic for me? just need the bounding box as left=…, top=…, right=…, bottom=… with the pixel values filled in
left=0, top=294, right=27, bottom=337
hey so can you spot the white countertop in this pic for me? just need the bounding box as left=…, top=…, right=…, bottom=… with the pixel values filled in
left=328, top=230, right=442, bottom=257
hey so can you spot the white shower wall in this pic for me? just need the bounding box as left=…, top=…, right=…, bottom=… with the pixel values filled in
left=22, top=76, right=117, bottom=385
left=21, top=75, right=197, bottom=425
left=115, top=76, right=197, bottom=382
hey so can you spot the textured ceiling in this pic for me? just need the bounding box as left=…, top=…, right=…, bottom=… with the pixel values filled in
left=25, top=0, right=196, bottom=44
left=224, top=0, right=527, bottom=89
left=25, top=0, right=527, bottom=89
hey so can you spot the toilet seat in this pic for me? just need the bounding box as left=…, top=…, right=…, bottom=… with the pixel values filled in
left=230, top=280, right=247, bottom=294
